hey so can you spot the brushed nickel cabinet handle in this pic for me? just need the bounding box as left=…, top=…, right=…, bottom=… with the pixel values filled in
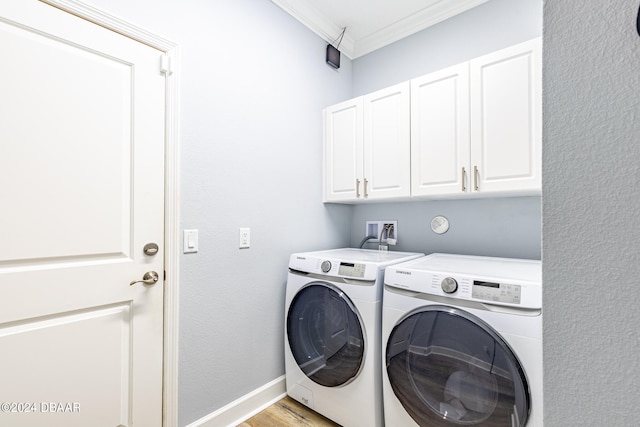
left=356, top=179, right=361, bottom=198
left=364, top=178, right=369, bottom=198
left=474, top=166, right=479, bottom=191
left=462, top=167, right=467, bottom=192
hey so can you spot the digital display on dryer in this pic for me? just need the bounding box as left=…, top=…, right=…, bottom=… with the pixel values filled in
left=474, top=280, right=500, bottom=288
left=472, top=281, right=522, bottom=304
left=338, top=262, right=365, bottom=278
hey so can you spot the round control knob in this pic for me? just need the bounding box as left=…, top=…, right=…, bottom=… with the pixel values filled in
left=441, top=277, right=458, bottom=294
left=320, top=260, right=332, bottom=273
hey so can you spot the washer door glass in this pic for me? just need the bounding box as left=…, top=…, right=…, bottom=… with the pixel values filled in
left=386, top=306, right=530, bottom=426
left=287, top=282, right=365, bottom=387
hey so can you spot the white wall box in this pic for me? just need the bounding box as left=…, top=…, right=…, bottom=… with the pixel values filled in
left=324, top=82, right=410, bottom=202
left=325, top=38, right=541, bottom=203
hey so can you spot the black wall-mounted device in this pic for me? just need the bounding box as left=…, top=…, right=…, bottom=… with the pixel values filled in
left=326, top=44, right=340, bottom=69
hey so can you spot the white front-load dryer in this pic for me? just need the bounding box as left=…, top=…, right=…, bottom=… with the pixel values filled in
left=382, top=253, right=542, bottom=427
left=285, top=248, right=424, bottom=427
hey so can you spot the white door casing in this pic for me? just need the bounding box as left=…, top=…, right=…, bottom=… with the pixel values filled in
left=0, top=0, right=177, bottom=425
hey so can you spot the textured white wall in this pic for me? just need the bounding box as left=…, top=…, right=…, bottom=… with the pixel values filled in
left=543, top=1, right=640, bottom=425
left=81, top=0, right=353, bottom=425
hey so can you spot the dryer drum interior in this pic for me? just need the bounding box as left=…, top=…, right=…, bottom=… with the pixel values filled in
left=386, top=306, right=530, bottom=427
left=287, top=282, right=365, bottom=387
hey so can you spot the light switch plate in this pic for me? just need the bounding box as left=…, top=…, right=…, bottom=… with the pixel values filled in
left=183, top=229, right=198, bottom=253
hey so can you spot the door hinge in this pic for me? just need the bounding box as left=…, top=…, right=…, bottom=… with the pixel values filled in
left=161, top=53, right=173, bottom=75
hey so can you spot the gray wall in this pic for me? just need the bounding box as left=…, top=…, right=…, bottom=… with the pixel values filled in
left=352, top=0, right=543, bottom=96
left=349, top=0, right=543, bottom=261
left=82, top=0, right=352, bottom=425
left=351, top=197, right=541, bottom=259
left=543, top=1, right=640, bottom=425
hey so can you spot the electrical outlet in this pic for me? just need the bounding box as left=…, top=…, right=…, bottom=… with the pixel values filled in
left=365, top=220, right=398, bottom=244
left=239, top=228, right=250, bottom=249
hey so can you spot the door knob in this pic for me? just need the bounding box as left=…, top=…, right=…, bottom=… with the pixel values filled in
left=143, top=243, right=159, bottom=256
left=130, top=271, right=159, bottom=286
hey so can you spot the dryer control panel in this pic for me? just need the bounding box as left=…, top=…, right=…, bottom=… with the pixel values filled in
left=384, top=253, right=541, bottom=309
left=472, top=280, right=522, bottom=305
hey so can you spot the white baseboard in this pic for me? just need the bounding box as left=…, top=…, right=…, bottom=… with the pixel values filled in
left=186, top=376, right=286, bottom=427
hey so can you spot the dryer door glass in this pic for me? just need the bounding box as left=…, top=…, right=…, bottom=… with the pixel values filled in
left=287, top=282, right=365, bottom=387
left=386, top=306, right=530, bottom=427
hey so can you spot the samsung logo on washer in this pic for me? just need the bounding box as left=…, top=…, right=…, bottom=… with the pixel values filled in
left=296, top=256, right=306, bottom=260
left=395, top=270, right=412, bottom=275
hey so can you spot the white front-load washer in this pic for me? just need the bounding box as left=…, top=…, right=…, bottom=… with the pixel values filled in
left=285, top=248, right=424, bottom=427
left=382, top=253, right=542, bottom=427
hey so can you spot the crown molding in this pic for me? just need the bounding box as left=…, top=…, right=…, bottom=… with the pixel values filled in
left=354, top=0, right=488, bottom=58
left=271, top=0, right=356, bottom=58
left=271, top=0, right=487, bottom=59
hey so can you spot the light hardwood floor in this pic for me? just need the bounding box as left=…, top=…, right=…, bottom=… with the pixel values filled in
left=238, top=396, right=341, bottom=427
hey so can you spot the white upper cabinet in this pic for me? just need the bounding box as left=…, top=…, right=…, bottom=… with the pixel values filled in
left=363, top=82, right=411, bottom=200
left=323, top=38, right=541, bottom=203
left=469, top=38, right=542, bottom=194
left=411, top=63, right=470, bottom=197
left=324, top=97, right=363, bottom=202
left=324, top=82, right=410, bottom=202
left=411, top=38, right=542, bottom=198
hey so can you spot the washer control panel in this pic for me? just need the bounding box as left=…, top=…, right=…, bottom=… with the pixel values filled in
left=337, top=262, right=366, bottom=278
left=320, top=260, right=332, bottom=273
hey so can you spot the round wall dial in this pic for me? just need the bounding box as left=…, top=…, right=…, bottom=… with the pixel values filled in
left=430, top=215, right=449, bottom=234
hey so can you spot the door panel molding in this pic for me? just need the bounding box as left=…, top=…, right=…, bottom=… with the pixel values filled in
left=38, top=1, right=181, bottom=425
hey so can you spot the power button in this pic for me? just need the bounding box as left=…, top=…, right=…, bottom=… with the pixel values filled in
left=321, top=260, right=332, bottom=273
left=441, top=277, right=458, bottom=294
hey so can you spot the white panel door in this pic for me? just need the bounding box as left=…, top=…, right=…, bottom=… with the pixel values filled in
left=470, top=38, right=542, bottom=194
left=411, top=63, right=470, bottom=197
left=324, top=98, right=363, bottom=202
left=0, top=1, right=165, bottom=426
left=363, top=82, right=411, bottom=200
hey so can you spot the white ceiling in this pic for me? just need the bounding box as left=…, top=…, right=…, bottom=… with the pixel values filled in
left=271, top=0, right=488, bottom=59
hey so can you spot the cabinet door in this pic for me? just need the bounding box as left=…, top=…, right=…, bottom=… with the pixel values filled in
left=363, top=82, right=411, bottom=200
left=470, top=38, right=542, bottom=194
left=324, top=97, right=363, bottom=202
left=411, top=63, right=470, bottom=197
